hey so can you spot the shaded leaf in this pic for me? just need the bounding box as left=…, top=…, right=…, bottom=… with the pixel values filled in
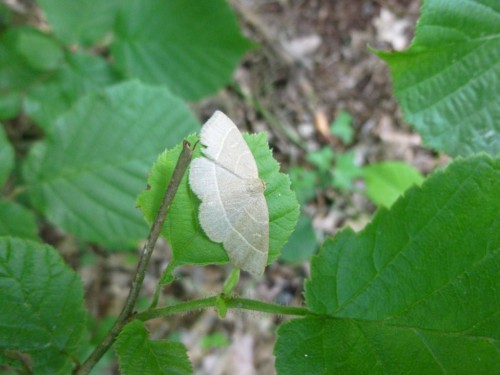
left=0, top=27, right=44, bottom=120
left=306, top=147, right=334, bottom=173
left=23, top=80, right=199, bottom=246
left=37, top=0, right=121, bottom=46
left=24, top=51, right=119, bottom=130
left=0, top=124, right=14, bottom=187
left=15, top=28, right=64, bottom=71
left=280, top=213, right=317, bottom=263
left=332, top=151, right=363, bottom=191
left=288, top=166, right=318, bottom=204
left=112, top=0, right=254, bottom=100
left=116, top=320, right=191, bottom=375
left=0, top=238, right=86, bottom=374
left=330, top=110, right=354, bottom=145
left=0, top=201, right=38, bottom=240
left=376, top=0, right=500, bottom=156
left=0, top=27, right=118, bottom=127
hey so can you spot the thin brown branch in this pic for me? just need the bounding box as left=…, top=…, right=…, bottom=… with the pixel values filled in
left=74, top=140, right=195, bottom=375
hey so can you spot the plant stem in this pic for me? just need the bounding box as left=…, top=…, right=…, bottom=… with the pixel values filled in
left=222, top=267, right=240, bottom=295
left=135, top=296, right=310, bottom=322
left=74, top=140, right=195, bottom=375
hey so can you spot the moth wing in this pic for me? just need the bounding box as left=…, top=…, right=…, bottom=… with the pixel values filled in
left=223, top=193, right=269, bottom=275
left=199, top=111, right=258, bottom=179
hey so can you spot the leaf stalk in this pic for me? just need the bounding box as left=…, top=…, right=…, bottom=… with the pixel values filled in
left=135, top=296, right=310, bottom=321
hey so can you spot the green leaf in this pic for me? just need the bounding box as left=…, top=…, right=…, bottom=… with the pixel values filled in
left=222, top=267, right=240, bottom=295
left=363, top=161, right=424, bottom=207
left=276, top=316, right=499, bottom=375
left=307, top=155, right=499, bottom=318
left=215, top=295, right=228, bottom=318
left=275, top=318, right=377, bottom=375
left=0, top=201, right=38, bottom=239
left=275, top=155, right=500, bottom=374
left=288, top=166, right=318, bottom=204
left=280, top=213, right=317, bottom=263
left=0, top=28, right=44, bottom=120
left=112, top=0, right=254, bottom=100
left=37, top=0, right=121, bottom=46
left=0, top=237, right=86, bottom=374
left=23, top=80, right=199, bottom=247
left=332, top=151, right=363, bottom=191
left=0, top=27, right=117, bottom=126
left=0, top=93, right=21, bottom=120
left=330, top=110, right=354, bottom=145
left=200, top=332, right=229, bottom=349
left=306, top=147, right=334, bottom=173
left=375, top=0, right=500, bottom=156
left=0, top=3, right=12, bottom=27
left=116, top=320, right=192, bottom=375
left=0, top=124, right=14, bottom=187
left=15, top=28, right=64, bottom=71
left=24, top=51, right=119, bottom=130
left=137, top=132, right=299, bottom=270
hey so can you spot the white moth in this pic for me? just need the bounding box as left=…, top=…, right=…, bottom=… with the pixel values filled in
left=189, top=111, right=269, bottom=276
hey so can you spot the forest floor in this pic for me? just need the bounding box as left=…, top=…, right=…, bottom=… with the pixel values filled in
left=40, top=0, right=440, bottom=374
